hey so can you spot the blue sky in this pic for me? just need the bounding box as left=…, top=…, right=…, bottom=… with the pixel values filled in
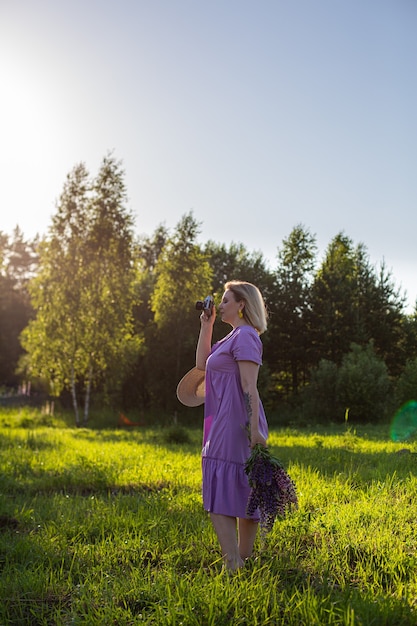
left=1, top=0, right=416, bottom=310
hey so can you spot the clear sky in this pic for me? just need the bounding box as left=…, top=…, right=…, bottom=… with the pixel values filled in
left=1, top=0, right=416, bottom=310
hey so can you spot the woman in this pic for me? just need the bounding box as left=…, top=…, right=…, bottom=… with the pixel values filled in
left=196, top=280, right=269, bottom=570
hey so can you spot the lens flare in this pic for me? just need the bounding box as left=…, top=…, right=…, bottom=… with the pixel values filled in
left=390, top=400, right=417, bottom=442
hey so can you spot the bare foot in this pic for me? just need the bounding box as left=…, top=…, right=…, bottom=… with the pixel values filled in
left=224, top=556, right=245, bottom=571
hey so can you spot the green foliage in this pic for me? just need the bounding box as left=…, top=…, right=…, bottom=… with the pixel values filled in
left=2, top=198, right=416, bottom=423
left=395, top=357, right=417, bottom=407
left=268, top=224, right=317, bottom=394
left=151, top=212, right=212, bottom=329
left=20, top=156, right=138, bottom=424
left=403, top=309, right=417, bottom=362
left=337, top=343, right=392, bottom=422
left=0, top=406, right=69, bottom=429
left=309, top=233, right=359, bottom=364
left=163, top=424, right=193, bottom=444
left=146, top=212, right=212, bottom=410
left=0, top=227, right=37, bottom=386
left=303, top=343, right=391, bottom=423
left=362, top=261, right=406, bottom=376
left=309, top=234, right=405, bottom=372
left=202, top=239, right=274, bottom=348
left=203, top=240, right=273, bottom=299
left=303, top=358, right=339, bottom=422
left=1, top=417, right=417, bottom=624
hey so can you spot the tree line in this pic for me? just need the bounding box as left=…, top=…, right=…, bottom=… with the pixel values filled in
left=1, top=155, right=417, bottom=426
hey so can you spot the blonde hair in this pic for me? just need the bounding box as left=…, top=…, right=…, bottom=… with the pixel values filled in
left=225, top=280, right=268, bottom=334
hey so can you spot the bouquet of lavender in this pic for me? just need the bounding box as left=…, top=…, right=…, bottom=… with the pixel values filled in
left=245, top=444, right=298, bottom=534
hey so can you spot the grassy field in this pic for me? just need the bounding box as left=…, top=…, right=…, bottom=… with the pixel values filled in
left=1, top=408, right=417, bottom=625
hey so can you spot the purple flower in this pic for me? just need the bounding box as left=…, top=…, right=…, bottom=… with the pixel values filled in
left=245, top=444, right=298, bottom=534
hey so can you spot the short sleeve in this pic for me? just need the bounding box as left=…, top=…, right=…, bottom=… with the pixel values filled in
left=231, top=327, right=262, bottom=365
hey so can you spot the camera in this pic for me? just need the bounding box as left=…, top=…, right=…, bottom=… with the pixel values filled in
left=195, top=295, right=214, bottom=316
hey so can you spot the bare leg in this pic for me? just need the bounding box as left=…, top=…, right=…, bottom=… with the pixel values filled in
left=210, top=513, right=245, bottom=570
left=238, top=518, right=258, bottom=560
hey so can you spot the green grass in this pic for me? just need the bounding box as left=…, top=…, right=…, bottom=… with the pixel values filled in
left=1, top=409, right=417, bottom=624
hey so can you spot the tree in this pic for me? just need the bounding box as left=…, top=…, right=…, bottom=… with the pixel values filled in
left=303, top=342, right=391, bottom=422
left=302, top=358, right=339, bottom=422
left=395, top=357, right=417, bottom=408
left=6, top=226, right=39, bottom=289
left=359, top=260, right=406, bottom=376
left=0, top=228, right=38, bottom=388
left=147, top=212, right=212, bottom=410
left=403, top=306, right=417, bottom=365
left=77, top=155, right=139, bottom=416
left=203, top=241, right=274, bottom=298
left=337, top=342, right=391, bottom=422
left=21, top=163, right=91, bottom=415
left=268, top=224, right=317, bottom=396
left=137, top=224, right=169, bottom=274
left=116, top=227, right=170, bottom=411
left=21, top=156, right=137, bottom=425
left=309, top=233, right=359, bottom=365
left=202, top=240, right=275, bottom=346
left=310, top=233, right=406, bottom=375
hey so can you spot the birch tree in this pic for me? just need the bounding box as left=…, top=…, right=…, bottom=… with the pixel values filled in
left=21, top=156, right=137, bottom=425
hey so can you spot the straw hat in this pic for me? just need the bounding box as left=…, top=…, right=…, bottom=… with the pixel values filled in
left=176, top=367, right=205, bottom=407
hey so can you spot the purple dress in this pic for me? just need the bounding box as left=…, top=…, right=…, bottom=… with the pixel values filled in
left=202, top=325, right=269, bottom=519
